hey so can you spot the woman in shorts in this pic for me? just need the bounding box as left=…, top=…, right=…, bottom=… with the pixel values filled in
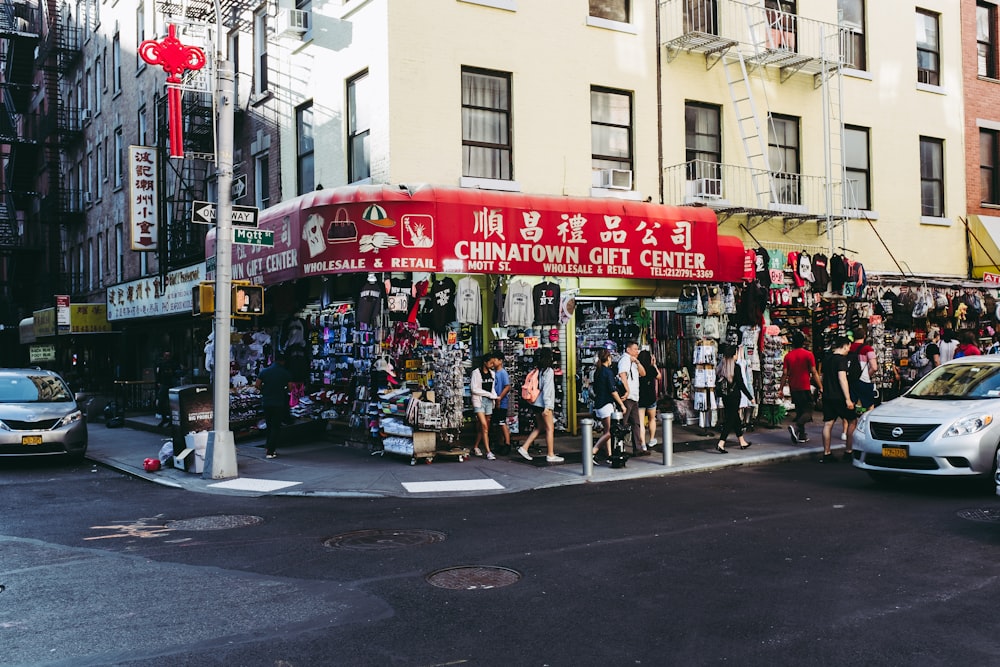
left=637, top=349, right=661, bottom=448
left=591, top=348, right=627, bottom=463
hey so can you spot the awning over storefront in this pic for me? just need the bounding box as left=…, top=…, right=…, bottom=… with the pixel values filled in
left=206, top=184, right=748, bottom=285
left=18, top=317, right=35, bottom=344
left=968, top=214, right=1000, bottom=279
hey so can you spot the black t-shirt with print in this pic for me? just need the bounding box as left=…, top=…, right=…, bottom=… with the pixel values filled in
left=533, top=281, right=561, bottom=325
left=428, top=277, right=457, bottom=332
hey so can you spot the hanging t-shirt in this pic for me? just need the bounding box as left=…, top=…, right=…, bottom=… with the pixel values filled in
left=533, top=281, right=561, bottom=325
left=504, top=279, right=534, bottom=327
left=456, top=276, right=482, bottom=324
left=428, top=277, right=457, bottom=332
left=811, top=253, right=830, bottom=292
left=302, top=213, right=326, bottom=258
left=357, top=280, right=386, bottom=327
left=829, top=254, right=846, bottom=292
left=493, top=280, right=506, bottom=325
left=385, top=277, right=414, bottom=322
left=755, top=247, right=771, bottom=288
left=768, top=249, right=786, bottom=288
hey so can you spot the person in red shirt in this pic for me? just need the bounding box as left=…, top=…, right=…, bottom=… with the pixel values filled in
left=781, top=330, right=822, bottom=443
left=955, top=330, right=982, bottom=357
left=849, top=327, right=879, bottom=412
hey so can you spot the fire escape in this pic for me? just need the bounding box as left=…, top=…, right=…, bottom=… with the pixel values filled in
left=660, top=0, right=848, bottom=238
left=36, top=3, right=83, bottom=297
left=0, top=0, right=41, bottom=322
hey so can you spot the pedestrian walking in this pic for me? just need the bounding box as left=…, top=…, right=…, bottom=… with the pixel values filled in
left=714, top=344, right=755, bottom=453
left=491, top=355, right=513, bottom=455
left=255, top=353, right=292, bottom=459
left=517, top=347, right=562, bottom=463
left=470, top=353, right=499, bottom=459
left=938, top=328, right=958, bottom=364
left=155, top=350, right=181, bottom=428
left=591, top=348, right=627, bottom=463
left=637, top=349, right=661, bottom=448
left=955, top=330, right=982, bottom=358
left=821, top=335, right=857, bottom=463
left=849, top=326, right=879, bottom=413
left=617, top=340, right=647, bottom=455
left=781, top=330, right=821, bottom=443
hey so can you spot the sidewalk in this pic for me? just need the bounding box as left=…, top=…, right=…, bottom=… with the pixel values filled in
left=84, top=414, right=846, bottom=498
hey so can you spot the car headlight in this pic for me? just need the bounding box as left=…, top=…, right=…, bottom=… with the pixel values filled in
left=855, top=411, right=870, bottom=436
left=944, top=414, right=994, bottom=437
left=0, top=420, right=9, bottom=431
left=56, top=410, right=83, bottom=428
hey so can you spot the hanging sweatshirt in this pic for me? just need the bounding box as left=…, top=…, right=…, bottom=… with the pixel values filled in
left=456, top=276, right=482, bottom=324
left=428, top=277, right=457, bottom=332
left=504, top=279, right=534, bottom=327
left=357, top=280, right=385, bottom=326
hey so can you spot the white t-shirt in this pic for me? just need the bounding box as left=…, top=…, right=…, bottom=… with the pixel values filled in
left=617, top=355, right=640, bottom=401
left=456, top=276, right=482, bottom=324
left=303, top=213, right=326, bottom=258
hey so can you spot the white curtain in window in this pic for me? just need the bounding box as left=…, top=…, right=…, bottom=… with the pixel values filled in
left=462, top=72, right=509, bottom=179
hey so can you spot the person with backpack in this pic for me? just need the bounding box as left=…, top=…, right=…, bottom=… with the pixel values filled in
left=821, top=335, right=857, bottom=463
left=516, top=347, right=562, bottom=463
left=470, top=353, right=500, bottom=459
left=714, top=344, right=755, bottom=454
left=849, top=326, right=879, bottom=413
left=590, top=348, right=627, bottom=464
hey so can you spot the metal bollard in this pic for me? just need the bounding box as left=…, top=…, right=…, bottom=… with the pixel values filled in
left=660, top=412, right=674, bottom=466
left=581, top=418, right=594, bottom=477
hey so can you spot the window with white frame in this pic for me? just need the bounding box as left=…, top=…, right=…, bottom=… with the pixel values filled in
left=839, top=0, right=866, bottom=70
left=768, top=113, right=801, bottom=205
left=978, top=2, right=997, bottom=79
left=844, top=125, right=871, bottom=210
left=347, top=71, right=370, bottom=182
left=136, top=2, right=145, bottom=70
left=254, top=6, right=268, bottom=96
left=462, top=67, right=512, bottom=180
left=297, top=101, right=314, bottom=194
left=920, top=136, right=944, bottom=217
left=916, top=9, right=940, bottom=85
left=255, top=152, right=270, bottom=209
left=95, top=143, right=103, bottom=198
left=87, top=152, right=94, bottom=203
left=97, top=232, right=103, bottom=288
left=112, top=30, right=121, bottom=93
left=685, top=101, right=721, bottom=182
left=87, top=239, right=93, bottom=290
left=982, top=128, right=1000, bottom=205
left=589, top=0, right=629, bottom=23
left=138, top=104, right=147, bottom=145
left=114, top=127, right=123, bottom=188
left=94, top=57, right=102, bottom=114
left=115, top=224, right=123, bottom=282
left=591, top=87, right=633, bottom=182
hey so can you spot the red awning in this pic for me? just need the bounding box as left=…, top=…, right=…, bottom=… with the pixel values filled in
left=207, top=184, right=746, bottom=284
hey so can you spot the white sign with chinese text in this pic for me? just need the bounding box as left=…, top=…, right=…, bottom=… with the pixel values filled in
left=129, top=146, right=159, bottom=251
left=106, top=262, right=206, bottom=321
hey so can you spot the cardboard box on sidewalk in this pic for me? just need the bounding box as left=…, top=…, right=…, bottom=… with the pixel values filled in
left=173, top=431, right=209, bottom=473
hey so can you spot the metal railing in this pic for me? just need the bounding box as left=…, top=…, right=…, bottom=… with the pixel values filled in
left=664, top=159, right=847, bottom=218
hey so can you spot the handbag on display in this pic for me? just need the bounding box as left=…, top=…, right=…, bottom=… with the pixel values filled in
left=677, top=285, right=698, bottom=314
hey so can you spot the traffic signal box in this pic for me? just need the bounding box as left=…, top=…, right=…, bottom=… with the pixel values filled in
left=192, top=281, right=264, bottom=317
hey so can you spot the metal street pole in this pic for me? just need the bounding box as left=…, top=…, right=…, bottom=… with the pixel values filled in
left=203, top=8, right=237, bottom=479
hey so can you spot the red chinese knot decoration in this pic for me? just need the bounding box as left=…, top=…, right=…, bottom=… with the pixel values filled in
left=138, top=24, right=207, bottom=158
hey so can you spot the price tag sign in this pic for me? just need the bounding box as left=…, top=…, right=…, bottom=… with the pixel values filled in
left=523, top=336, right=540, bottom=349
left=447, top=331, right=457, bottom=345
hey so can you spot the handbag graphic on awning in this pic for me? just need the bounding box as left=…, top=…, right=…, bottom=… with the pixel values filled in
left=327, top=208, right=358, bottom=243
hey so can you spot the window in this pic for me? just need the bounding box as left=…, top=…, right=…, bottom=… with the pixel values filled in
left=87, top=239, right=93, bottom=291
left=347, top=72, right=370, bottom=182
left=920, top=136, right=944, bottom=217
left=84, top=69, right=92, bottom=116
left=114, top=127, right=123, bottom=188
left=87, top=151, right=94, bottom=202
left=592, top=88, right=633, bottom=184
left=138, top=104, right=147, bottom=145
left=97, top=232, right=103, bottom=288
left=981, top=129, right=999, bottom=205
left=839, top=0, right=866, bottom=70
left=765, top=0, right=797, bottom=51
left=768, top=113, right=800, bottom=205
left=844, top=125, right=871, bottom=210
left=916, top=9, right=940, bottom=85
left=589, top=0, right=629, bottom=23
left=462, top=68, right=512, bottom=180
left=254, top=7, right=268, bottom=95
left=95, top=143, right=104, bottom=198
left=255, top=152, right=270, bottom=209
left=115, top=224, right=123, bottom=282
left=112, top=30, right=121, bottom=93
left=94, top=57, right=102, bottom=114
left=136, top=2, right=145, bottom=70
left=978, top=3, right=997, bottom=79
left=684, top=0, right=718, bottom=35
left=102, top=47, right=107, bottom=91
left=684, top=102, right=721, bottom=181
left=297, top=101, right=314, bottom=195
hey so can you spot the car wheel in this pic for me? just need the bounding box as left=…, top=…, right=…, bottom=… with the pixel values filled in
left=867, top=471, right=900, bottom=486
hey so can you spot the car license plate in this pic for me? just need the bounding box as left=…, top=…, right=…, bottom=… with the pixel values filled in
left=21, top=435, right=43, bottom=445
left=882, top=444, right=909, bottom=459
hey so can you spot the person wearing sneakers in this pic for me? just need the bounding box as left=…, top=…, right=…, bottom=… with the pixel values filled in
left=637, top=349, right=661, bottom=449
left=617, top=340, right=648, bottom=456
left=491, top=356, right=513, bottom=455
left=781, top=330, right=821, bottom=444
left=517, top=347, right=562, bottom=463
left=470, top=353, right=499, bottom=460
left=820, top=335, right=857, bottom=463
left=255, top=353, right=292, bottom=459
left=591, top=348, right=627, bottom=464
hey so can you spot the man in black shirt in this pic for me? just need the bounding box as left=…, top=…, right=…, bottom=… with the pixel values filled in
left=820, top=335, right=856, bottom=463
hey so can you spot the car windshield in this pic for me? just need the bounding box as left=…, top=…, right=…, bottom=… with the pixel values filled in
left=0, top=374, right=73, bottom=403
left=908, top=363, right=1000, bottom=400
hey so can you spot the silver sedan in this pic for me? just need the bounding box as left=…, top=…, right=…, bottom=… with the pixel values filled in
left=0, top=368, right=88, bottom=461
left=852, top=357, right=1000, bottom=485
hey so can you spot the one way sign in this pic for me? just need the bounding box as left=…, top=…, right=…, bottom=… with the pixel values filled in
left=191, top=200, right=260, bottom=227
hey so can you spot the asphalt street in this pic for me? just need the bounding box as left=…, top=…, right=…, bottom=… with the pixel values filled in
left=3, top=455, right=1000, bottom=666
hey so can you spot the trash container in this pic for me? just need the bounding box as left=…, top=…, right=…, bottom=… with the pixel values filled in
left=169, top=384, right=213, bottom=455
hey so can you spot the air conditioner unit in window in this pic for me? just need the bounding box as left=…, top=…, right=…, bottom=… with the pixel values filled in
left=83, top=191, right=92, bottom=204
left=597, top=168, right=632, bottom=190
left=80, top=108, right=91, bottom=122
left=695, top=177, right=722, bottom=199
left=276, top=8, right=309, bottom=37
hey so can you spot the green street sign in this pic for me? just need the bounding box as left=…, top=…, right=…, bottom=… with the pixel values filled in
left=233, top=227, right=274, bottom=247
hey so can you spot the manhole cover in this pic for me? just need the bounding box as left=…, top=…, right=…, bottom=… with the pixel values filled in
left=957, top=508, right=1000, bottom=523
left=323, top=529, right=446, bottom=550
left=165, top=515, right=264, bottom=531
left=426, top=566, right=521, bottom=590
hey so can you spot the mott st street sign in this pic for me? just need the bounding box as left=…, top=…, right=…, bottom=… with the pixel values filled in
left=233, top=227, right=274, bottom=247
left=191, top=200, right=259, bottom=227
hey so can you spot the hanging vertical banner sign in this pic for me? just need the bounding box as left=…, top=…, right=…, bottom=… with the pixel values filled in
left=55, top=294, right=71, bottom=333
left=129, top=146, right=159, bottom=251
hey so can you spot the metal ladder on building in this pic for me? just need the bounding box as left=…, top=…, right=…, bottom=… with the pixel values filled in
left=722, top=49, right=774, bottom=211
left=817, top=24, right=847, bottom=239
